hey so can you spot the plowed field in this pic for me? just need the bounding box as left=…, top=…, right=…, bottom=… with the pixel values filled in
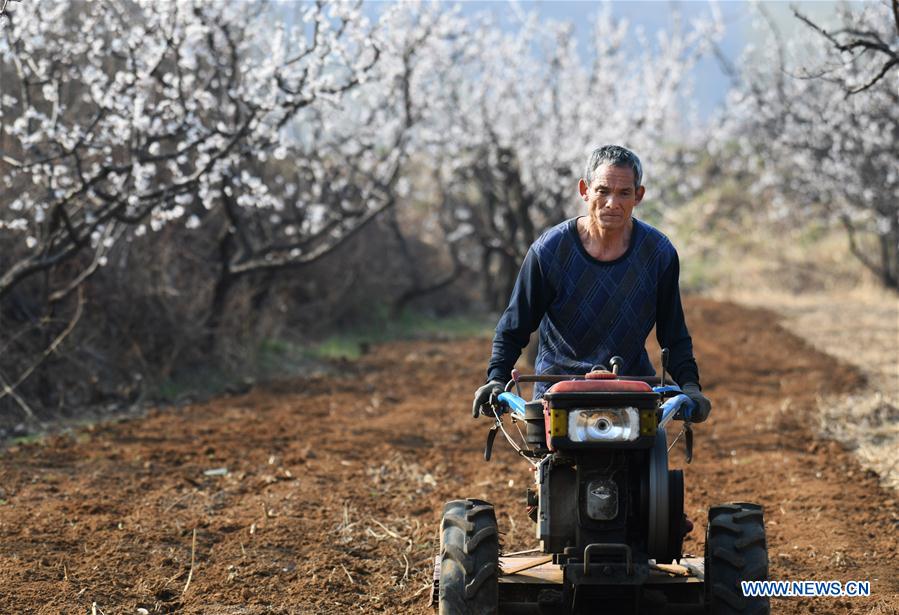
left=0, top=299, right=896, bottom=614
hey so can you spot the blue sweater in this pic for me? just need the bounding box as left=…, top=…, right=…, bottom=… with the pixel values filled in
left=487, top=217, right=700, bottom=398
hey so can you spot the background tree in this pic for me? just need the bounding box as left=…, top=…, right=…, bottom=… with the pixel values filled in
left=0, top=0, right=459, bottom=413
left=794, top=0, right=899, bottom=95
left=419, top=6, right=722, bottom=307
left=0, top=1, right=447, bottom=300
left=719, top=1, right=898, bottom=289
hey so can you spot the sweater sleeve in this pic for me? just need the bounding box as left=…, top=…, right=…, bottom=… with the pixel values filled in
left=486, top=246, right=554, bottom=384
left=655, top=252, right=701, bottom=387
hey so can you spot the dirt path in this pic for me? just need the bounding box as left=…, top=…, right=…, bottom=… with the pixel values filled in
left=715, top=287, right=899, bottom=493
left=0, top=299, right=896, bottom=614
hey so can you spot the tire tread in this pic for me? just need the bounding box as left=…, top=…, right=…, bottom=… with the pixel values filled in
left=705, top=502, right=770, bottom=615
left=466, top=526, right=498, bottom=554
left=439, top=499, right=499, bottom=615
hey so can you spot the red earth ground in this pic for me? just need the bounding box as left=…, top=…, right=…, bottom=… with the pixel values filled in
left=0, top=298, right=896, bottom=614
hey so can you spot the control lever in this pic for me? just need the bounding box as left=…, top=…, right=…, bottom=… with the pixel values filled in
left=609, top=356, right=624, bottom=376
left=660, top=348, right=669, bottom=387
left=484, top=425, right=498, bottom=461
left=684, top=423, right=694, bottom=464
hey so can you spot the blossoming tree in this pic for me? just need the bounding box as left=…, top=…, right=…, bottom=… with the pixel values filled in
left=0, top=0, right=456, bottom=306
left=720, top=1, right=898, bottom=289
left=416, top=5, right=723, bottom=305
left=0, top=0, right=460, bottom=410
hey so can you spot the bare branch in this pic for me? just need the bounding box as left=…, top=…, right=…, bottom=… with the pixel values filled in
left=0, top=368, right=35, bottom=418
left=847, top=57, right=899, bottom=95
left=0, top=286, right=85, bottom=408
left=48, top=223, right=123, bottom=303
left=794, top=4, right=899, bottom=95
left=229, top=197, right=396, bottom=276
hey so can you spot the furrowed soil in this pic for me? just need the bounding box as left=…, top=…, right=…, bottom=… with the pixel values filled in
left=0, top=298, right=896, bottom=614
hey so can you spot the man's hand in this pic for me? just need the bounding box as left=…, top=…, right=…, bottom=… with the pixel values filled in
left=472, top=380, right=505, bottom=418
left=682, top=383, right=711, bottom=422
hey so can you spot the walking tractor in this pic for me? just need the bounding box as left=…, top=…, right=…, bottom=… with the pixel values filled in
left=431, top=354, right=770, bottom=614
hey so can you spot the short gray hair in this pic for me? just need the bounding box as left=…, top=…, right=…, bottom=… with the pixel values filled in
left=584, top=145, right=643, bottom=189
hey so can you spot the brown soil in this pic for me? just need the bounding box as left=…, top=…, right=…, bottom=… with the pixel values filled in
left=0, top=298, right=896, bottom=614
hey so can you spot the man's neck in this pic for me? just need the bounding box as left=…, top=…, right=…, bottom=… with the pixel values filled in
left=578, top=216, right=634, bottom=261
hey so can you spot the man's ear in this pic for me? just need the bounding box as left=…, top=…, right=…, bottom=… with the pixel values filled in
left=634, top=185, right=645, bottom=205
left=578, top=178, right=589, bottom=200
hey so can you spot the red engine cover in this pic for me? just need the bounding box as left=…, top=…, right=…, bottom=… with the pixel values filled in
left=547, top=379, right=652, bottom=393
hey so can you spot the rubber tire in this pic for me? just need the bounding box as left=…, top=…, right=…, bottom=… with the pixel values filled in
left=705, top=503, right=770, bottom=615
left=646, top=429, right=670, bottom=561
left=439, top=499, right=499, bottom=615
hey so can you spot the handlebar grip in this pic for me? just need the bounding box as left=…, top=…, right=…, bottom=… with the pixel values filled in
left=679, top=396, right=698, bottom=421
left=497, top=392, right=527, bottom=418
left=659, top=393, right=698, bottom=429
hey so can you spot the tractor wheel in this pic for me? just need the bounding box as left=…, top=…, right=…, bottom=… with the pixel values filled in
left=439, top=499, right=499, bottom=615
left=705, top=503, right=770, bottom=615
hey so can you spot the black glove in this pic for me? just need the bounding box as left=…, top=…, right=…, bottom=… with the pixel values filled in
left=472, top=380, right=505, bottom=418
left=682, top=383, right=711, bottom=422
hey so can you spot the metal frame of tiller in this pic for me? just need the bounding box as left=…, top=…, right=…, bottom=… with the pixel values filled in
left=432, top=356, right=706, bottom=614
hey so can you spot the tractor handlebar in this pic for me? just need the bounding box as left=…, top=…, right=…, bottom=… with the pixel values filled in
left=509, top=373, right=663, bottom=385
left=659, top=392, right=698, bottom=427
left=496, top=392, right=526, bottom=418
left=492, top=386, right=698, bottom=427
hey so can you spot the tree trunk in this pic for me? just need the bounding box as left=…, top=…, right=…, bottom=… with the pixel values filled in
left=205, top=272, right=234, bottom=352
left=841, top=215, right=898, bottom=291
left=879, top=227, right=898, bottom=290
left=204, top=229, right=236, bottom=352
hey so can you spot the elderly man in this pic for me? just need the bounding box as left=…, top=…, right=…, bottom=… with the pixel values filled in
left=473, top=145, right=710, bottom=419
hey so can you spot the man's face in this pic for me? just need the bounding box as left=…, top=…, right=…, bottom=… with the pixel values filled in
left=578, top=163, right=645, bottom=232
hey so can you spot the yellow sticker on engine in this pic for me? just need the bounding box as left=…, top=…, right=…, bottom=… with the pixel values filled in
left=550, top=409, right=567, bottom=437
left=640, top=409, right=657, bottom=436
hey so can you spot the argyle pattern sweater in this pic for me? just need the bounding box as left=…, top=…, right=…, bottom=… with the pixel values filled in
left=487, top=217, right=700, bottom=398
